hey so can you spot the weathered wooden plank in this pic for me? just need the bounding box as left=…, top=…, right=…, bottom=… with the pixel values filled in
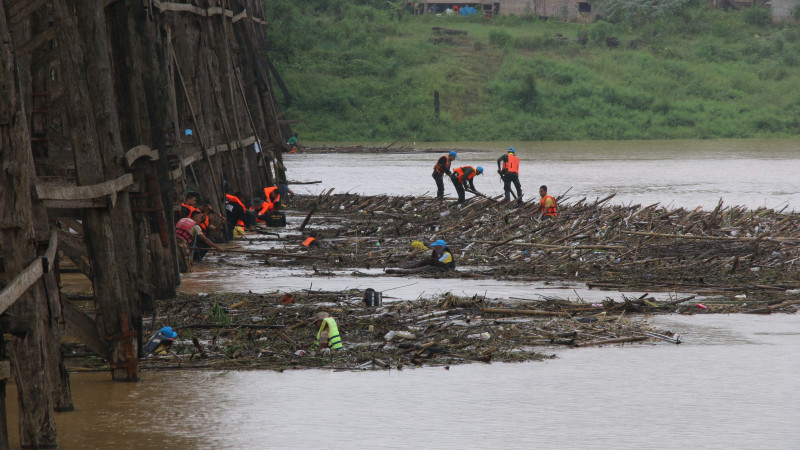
left=57, top=229, right=93, bottom=278
left=15, top=26, right=56, bottom=55
left=61, top=301, right=111, bottom=361
left=153, top=1, right=265, bottom=24
left=43, top=198, right=109, bottom=209
left=35, top=173, right=133, bottom=201
left=0, top=361, right=10, bottom=380
left=0, top=257, right=44, bottom=316
left=9, top=0, right=49, bottom=24
left=124, top=145, right=159, bottom=168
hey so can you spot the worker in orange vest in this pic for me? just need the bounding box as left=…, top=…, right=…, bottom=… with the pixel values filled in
left=450, top=166, right=483, bottom=204
left=432, top=150, right=457, bottom=199
left=497, top=147, right=522, bottom=204
left=180, top=192, right=200, bottom=218
left=535, top=185, right=558, bottom=220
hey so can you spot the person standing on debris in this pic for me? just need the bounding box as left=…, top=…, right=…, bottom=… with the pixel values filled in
left=175, top=210, right=224, bottom=272
left=497, top=147, right=522, bottom=204
left=180, top=192, right=200, bottom=218
left=450, top=166, right=483, bottom=204
left=310, top=312, right=343, bottom=354
left=535, top=185, right=558, bottom=220
left=433, top=150, right=457, bottom=199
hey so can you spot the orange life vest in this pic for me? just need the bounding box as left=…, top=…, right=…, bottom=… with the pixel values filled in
left=175, top=217, right=197, bottom=243
left=541, top=195, right=558, bottom=217
left=258, top=187, right=280, bottom=216
left=181, top=203, right=199, bottom=217
left=433, top=156, right=451, bottom=174
left=302, top=237, right=317, bottom=247
left=225, top=194, right=246, bottom=226
left=453, top=167, right=476, bottom=183
left=504, top=154, right=520, bottom=174
left=199, top=215, right=210, bottom=232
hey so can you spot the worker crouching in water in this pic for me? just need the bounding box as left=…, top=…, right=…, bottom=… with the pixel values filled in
left=405, top=239, right=455, bottom=273
left=310, top=312, right=343, bottom=356
left=175, top=210, right=224, bottom=272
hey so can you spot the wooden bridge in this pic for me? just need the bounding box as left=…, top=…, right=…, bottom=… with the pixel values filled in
left=0, top=0, right=290, bottom=447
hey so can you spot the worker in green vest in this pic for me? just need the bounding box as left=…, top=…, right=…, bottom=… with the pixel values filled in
left=310, top=312, right=343, bottom=354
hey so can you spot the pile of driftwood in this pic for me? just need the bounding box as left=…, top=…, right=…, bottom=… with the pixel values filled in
left=97, top=291, right=693, bottom=372
left=262, top=193, right=800, bottom=296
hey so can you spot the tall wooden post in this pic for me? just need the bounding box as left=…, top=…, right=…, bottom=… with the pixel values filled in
left=52, top=0, right=139, bottom=381
left=0, top=4, right=59, bottom=446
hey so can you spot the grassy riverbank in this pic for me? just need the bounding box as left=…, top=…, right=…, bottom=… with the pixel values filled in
left=266, top=0, right=800, bottom=141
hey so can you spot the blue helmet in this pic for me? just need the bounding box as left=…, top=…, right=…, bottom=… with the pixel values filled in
left=429, top=239, right=447, bottom=247
left=476, top=166, right=484, bottom=174
left=508, top=147, right=515, bottom=154
left=448, top=150, right=458, bottom=158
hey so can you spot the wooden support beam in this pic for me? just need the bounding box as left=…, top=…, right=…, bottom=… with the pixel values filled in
left=153, top=1, right=267, bottom=24
left=9, top=0, right=49, bottom=24
left=61, top=301, right=111, bottom=361
left=124, top=145, right=159, bottom=169
left=0, top=257, right=44, bottom=316
left=57, top=229, right=93, bottom=278
left=15, top=27, right=56, bottom=55
left=35, top=173, right=133, bottom=209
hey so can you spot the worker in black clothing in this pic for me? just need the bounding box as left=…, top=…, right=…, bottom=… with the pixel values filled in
left=224, top=192, right=255, bottom=241
left=432, top=150, right=457, bottom=199
left=450, top=166, right=484, bottom=204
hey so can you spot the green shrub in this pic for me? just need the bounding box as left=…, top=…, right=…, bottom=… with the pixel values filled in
left=742, top=5, right=770, bottom=26
left=489, top=28, right=513, bottom=47
left=588, top=21, right=616, bottom=45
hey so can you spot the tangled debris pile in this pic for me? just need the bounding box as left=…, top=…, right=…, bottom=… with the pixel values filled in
left=273, top=193, right=800, bottom=295
left=65, top=288, right=793, bottom=373
left=127, top=291, right=682, bottom=372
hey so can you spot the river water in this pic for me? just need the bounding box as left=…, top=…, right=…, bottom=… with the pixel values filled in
left=8, top=139, right=800, bottom=448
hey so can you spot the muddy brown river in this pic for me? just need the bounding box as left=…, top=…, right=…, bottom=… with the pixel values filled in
left=8, top=139, right=800, bottom=448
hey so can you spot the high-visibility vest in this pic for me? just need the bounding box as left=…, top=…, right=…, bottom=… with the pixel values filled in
left=541, top=195, right=558, bottom=216
left=175, top=217, right=197, bottom=243
left=504, top=154, right=520, bottom=174
left=302, top=237, right=317, bottom=247
left=199, top=215, right=210, bottom=232
left=437, top=247, right=455, bottom=268
left=453, top=167, right=475, bottom=183
left=433, top=155, right=450, bottom=174
left=225, top=194, right=246, bottom=226
left=181, top=203, right=199, bottom=217
left=312, top=317, right=343, bottom=350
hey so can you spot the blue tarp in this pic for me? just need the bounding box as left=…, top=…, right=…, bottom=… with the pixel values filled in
left=459, top=6, right=477, bottom=15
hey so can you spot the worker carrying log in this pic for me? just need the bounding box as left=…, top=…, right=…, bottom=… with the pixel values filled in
left=175, top=210, right=224, bottom=272
left=450, top=166, right=484, bottom=204
left=309, top=312, right=343, bottom=355
left=433, top=150, right=458, bottom=199
left=497, top=147, right=523, bottom=204
left=534, top=185, right=558, bottom=220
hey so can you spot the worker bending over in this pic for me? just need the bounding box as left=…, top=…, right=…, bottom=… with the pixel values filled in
left=450, top=166, right=483, bottom=204
left=175, top=210, right=224, bottom=272
left=433, top=151, right=457, bottom=199
left=497, top=147, right=522, bottom=204
left=310, top=312, right=343, bottom=355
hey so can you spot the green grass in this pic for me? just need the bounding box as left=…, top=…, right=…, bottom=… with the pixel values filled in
left=265, top=0, right=800, bottom=141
